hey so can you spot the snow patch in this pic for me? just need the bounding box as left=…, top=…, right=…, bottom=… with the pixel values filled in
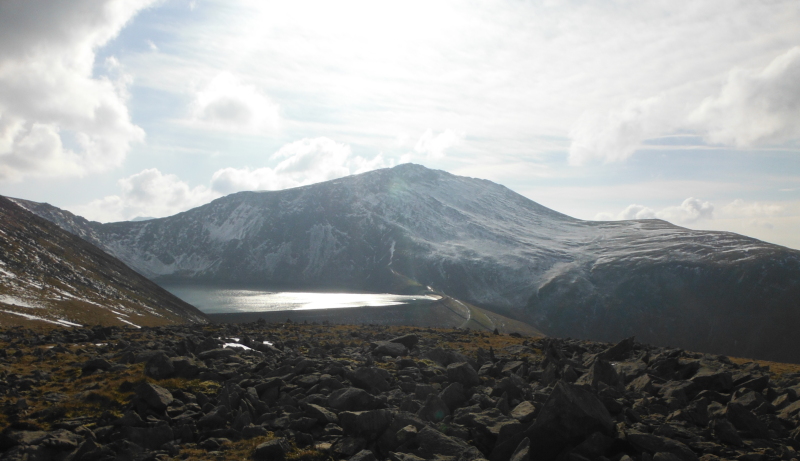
left=116, top=317, right=141, bottom=328
left=0, top=310, right=81, bottom=327
left=0, top=295, right=42, bottom=308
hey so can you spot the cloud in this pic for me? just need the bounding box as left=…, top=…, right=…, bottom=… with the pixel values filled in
left=414, top=129, right=464, bottom=160
left=657, top=198, right=714, bottom=224
left=598, top=197, right=714, bottom=225
left=568, top=96, right=680, bottom=165
left=0, top=0, right=152, bottom=182
left=211, top=137, right=390, bottom=194
left=74, top=168, right=218, bottom=222
left=618, top=204, right=656, bottom=220
left=75, top=137, right=389, bottom=221
left=189, top=72, right=279, bottom=134
left=569, top=46, right=800, bottom=164
left=722, top=199, right=784, bottom=218
left=690, top=46, right=800, bottom=147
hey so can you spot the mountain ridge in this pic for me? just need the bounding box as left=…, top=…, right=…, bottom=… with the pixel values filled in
left=13, top=164, right=800, bottom=361
left=0, top=196, right=209, bottom=328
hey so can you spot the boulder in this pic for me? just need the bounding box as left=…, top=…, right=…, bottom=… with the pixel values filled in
left=389, top=334, right=419, bottom=349
left=599, top=336, right=637, bottom=361
left=348, top=367, right=391, bottom=393
left=349, top=450, right=378, bottom=461
left=144, top=352, right=175, bottom=380
left=576, top=358, right=621, bottom=389
left=415, top=426, right=484, bottom=460
left=339, top=409, right=392, bottom=440
left=691, top=369, right=733, bottom=393
left=492, top=380, right=614, bottom=461
left=627, top=432, right=698, bottom=461
left=304, top=403, right=339, bottom=424
left=440, top=382, right=467, bottom=411
left=417, top=394, right=450, bottom=423
left=447, top=362, right=480, bottom=387
left=510, top=401, right=536, bottom=423
left=725, top=402, right=770, bottom=438
left=329, top=387, right=379, bottom=411
left=373, top=341, right=407, bottom=357
left=254, top=438, right=291, bottom=461
left=136, top=382, right=173, bottom=412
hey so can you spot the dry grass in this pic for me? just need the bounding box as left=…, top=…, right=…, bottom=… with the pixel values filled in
left=728, top=356, right=800, bottom=378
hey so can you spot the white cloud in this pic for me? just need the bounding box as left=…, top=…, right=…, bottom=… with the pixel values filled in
left=75, top=137, right=392, bottom=220
left=568, top=96, right=682, bottom=165
left=414, top=129, right=464, bottom=160
left=618, top=204, right=656, bottom=220
left=598, top=197, right=714, bottom=225
left=189, top=72, right=279, bottom=135
left=569, top=45, right=800, bottom=164
left=690, top=46, right=800, bottom=147
left=722, top=199, right=784, bottom=218
left=74, top=168, right=218, bottom=222
left=211, top=137, right=390, bottom=194
left=0, top=0, right=153, bottom=182
left=657, top=198, right=714, bottom=224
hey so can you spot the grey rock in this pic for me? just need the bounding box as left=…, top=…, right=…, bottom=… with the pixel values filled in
left=349, top=449, right=378, bottom=461
left=576, top=358, right=621, bottom=389
left=348, top=367, right=391, bottom=393
left=339, top=409, right=392, bottom=440
left=440, top=382, right=467, bottom=411
left=510, top=437, right=530, bottom=461
left=374, top=341, right=408, bottom=357
left=725, top=402, right=769, bottom=438
left=254, top=438, right=291, bottom=461
left=417, top=394, right=450, bottom=423
left=691, top=369, right=733, bottom=393
left=329, top=387, right=379, bottom=411
left=198, top=348, right=237, bottom=360
left=510, top=401, right=536, bottom=423
left=711, top=418, right=742, bottom=447
left=627, top=432, right=698, bottom=461
left=492, top=380, right=614, bottom=461
left=144, top=352, right=175, bottom=379
left=304, top=403, right=339, bottom=424
left=389, top=334, right=419, bottom=350
left=136, top=382, right=173, bottom=411
left=415, top=426, right=484, bottom=460
left=447, top=362, right=480, bottom=387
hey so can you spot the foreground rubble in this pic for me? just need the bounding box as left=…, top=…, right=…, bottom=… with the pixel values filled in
left=1, top=322, right=800, bottom=461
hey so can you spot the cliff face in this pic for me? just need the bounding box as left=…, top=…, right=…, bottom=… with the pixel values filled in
left=0, top=196, right=208, bottom=328
left=15, top=164, right=800, bottom=361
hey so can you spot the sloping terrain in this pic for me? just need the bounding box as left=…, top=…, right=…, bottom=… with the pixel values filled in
left=13, top=164, right=800, bottom=361
left=0, top=196, right=208, bottom=328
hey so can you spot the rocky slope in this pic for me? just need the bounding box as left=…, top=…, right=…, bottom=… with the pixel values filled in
left=13, top=164, right=800, bottom=361
left=2, top=323, right=800, bottom=461
left=0, top=196, right=208, bottom=328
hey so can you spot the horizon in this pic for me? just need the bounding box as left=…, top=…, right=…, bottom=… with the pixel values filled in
left=1, top=1, right=799, bottom=250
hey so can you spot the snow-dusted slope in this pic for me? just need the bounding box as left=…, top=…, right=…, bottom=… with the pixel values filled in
left=17, top=164, right=800, bottom=361
left=0, top=196, right=208, bottom=328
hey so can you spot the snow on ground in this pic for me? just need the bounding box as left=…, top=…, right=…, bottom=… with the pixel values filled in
left=0, top=295, right=42, bottom=309
left=0, top=309, right=81, bottom=327
left=116, top=317, right=141, bottom=328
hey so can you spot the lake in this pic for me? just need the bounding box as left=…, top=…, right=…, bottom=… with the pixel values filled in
left=159, top=284, right=440, bottom=314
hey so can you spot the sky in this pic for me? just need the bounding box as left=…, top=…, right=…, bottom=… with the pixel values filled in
left=1, top=0, right=799, bottom=249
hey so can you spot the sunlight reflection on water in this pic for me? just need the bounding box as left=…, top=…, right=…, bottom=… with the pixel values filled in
left=160, top=284, right=439, bottom=314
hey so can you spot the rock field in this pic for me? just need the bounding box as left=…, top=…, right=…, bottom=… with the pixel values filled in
left=2, top=322, right=800, bottom=461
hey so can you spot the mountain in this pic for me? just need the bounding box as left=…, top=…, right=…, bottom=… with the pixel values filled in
left=0, top=196, right=208, bottom=328
left=15, top=164, right=800, bottom=361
